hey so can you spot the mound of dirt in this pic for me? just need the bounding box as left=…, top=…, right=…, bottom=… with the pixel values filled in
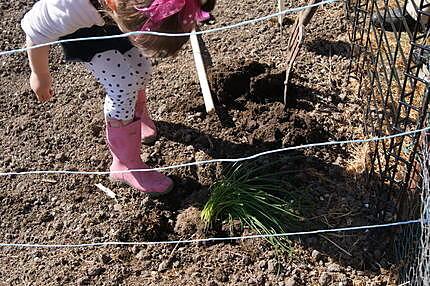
left=174, top=206, right=205, bottom=238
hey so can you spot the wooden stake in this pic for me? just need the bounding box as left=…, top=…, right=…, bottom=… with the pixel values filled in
left=278, top=0, right=286, bottom=26
left=190, top=28, right=215, bottom=114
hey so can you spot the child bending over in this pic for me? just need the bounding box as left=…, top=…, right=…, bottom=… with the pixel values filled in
left=21, top=0, right=215, bottom=196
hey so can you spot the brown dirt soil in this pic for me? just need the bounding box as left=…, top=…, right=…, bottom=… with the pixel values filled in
left=0, top=0, right=401, bottom=285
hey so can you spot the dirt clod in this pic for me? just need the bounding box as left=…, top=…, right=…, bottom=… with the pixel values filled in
left=174, top=206, right=205, bottom=238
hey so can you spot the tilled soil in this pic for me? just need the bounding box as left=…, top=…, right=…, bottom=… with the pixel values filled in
left=0, top=0, right=400, bottom=285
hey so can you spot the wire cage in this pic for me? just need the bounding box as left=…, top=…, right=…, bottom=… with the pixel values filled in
left=347, top=0, right=430, bottom=283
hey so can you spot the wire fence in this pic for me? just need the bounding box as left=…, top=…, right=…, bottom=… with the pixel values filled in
left=412, top=132, right=430, bottom=286
left=0, top=219, right=424, bottom=249
left=347, top=0, right=430, bottom=282
left=0, top=0, right=428, bottom=283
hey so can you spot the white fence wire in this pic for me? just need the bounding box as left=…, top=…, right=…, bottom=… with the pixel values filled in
left=1, top=126, right=429, bottom=177
left=0, top=219, right=423, bottom=249
left=0, top=0, right=337, bottom=57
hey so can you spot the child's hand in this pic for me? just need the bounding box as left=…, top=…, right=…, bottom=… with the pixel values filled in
left=30, top=72, right=54, bottom=102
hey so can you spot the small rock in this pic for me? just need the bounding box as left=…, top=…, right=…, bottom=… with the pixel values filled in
left=55, top=152, right=67, bottom=162
left=99, top=254, right=112, bottom=264
left=158, top=261, right=169, bottom=272
left=16, top=182, right=26, bottom=192
left=242, top=255, right=252, bottom=265
left=284, top=277, right=296, bottom=286
left=131, top=246, right=139, bottom=254
left=258, top=260, right=267, bottom=269
left=52, top=220, right=63, bottom=232
left=266, top=251, right=275, bottom=259
left=136, top=250, right=147, bottom=260
left=339, top=93, right=347, bottom=101
left=88, top=267, right=105, bottom=276
left=319, top=272, right=331, bottom=286
left=311, top=250, right=322, bottom=261
left=4, top=233, right=13, bottom=240
left=141, top=152, right=150, bottom=161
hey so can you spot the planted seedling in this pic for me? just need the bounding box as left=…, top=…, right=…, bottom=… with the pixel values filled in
left=201, top=160, right=310, bottom=253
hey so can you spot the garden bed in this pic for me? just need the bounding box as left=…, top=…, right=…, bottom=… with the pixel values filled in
left=0, top=0, right=399, bottom=284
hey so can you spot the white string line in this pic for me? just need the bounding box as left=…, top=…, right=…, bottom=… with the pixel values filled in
left=0, top=219, right=423, bottom=248
left=1, top=126, right=429, bottom=177
left=0, top=0, right=338, bottom=57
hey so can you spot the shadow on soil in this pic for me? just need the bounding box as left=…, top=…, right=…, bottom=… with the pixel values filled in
left=306, top=39, right=351, bottom=58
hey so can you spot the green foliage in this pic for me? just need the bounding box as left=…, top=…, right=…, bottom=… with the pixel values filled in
left=201, top=160, right=308, bottom=252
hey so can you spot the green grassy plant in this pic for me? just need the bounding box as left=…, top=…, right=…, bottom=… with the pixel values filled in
left=201, top=160, right=309, bottom=253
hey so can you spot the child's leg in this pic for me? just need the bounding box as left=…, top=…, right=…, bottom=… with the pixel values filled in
left=84, top=50, right=173, bottom=195
left=122, top=48, right=157, bottom=143
left=84, top=50, right=144, bottom=123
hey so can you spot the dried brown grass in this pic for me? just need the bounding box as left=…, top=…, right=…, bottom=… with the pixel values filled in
left=352, top=3, right=428, bottom=182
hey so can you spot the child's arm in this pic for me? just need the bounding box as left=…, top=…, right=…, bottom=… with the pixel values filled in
left=26, top=38, right=53, bottom=102
left=21, top=0, right=105, bottom=102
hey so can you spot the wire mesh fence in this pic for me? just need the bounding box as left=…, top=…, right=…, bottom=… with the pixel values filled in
left=419, top=134, right=430, bottom=286
left=413, top=132, right=430, bottom=286
left=347, top=0, right=430, bottom=283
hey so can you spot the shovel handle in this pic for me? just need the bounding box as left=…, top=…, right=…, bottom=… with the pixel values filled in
left=299, top=0, right=322, bottom=26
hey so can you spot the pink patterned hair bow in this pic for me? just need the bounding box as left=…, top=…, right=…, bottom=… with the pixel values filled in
left=136, top=0, right=210, bottom=32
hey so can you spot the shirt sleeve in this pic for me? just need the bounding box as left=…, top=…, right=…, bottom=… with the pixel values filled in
left=21, top=0, right=105, bottom=45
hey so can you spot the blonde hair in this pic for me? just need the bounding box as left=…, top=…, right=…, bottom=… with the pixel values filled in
left=103, top=0, right=195, bottom=57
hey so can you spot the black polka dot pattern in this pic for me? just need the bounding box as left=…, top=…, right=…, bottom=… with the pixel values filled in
left=84, top=48, right=152, bottom=121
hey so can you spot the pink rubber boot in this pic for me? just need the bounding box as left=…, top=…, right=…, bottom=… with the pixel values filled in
left=135, top=90, right=157, bottom=144
left=106, top=120, right=173, bottom=196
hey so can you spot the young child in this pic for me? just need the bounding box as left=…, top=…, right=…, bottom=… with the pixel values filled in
left=21, top=0, right=215, bottom=196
